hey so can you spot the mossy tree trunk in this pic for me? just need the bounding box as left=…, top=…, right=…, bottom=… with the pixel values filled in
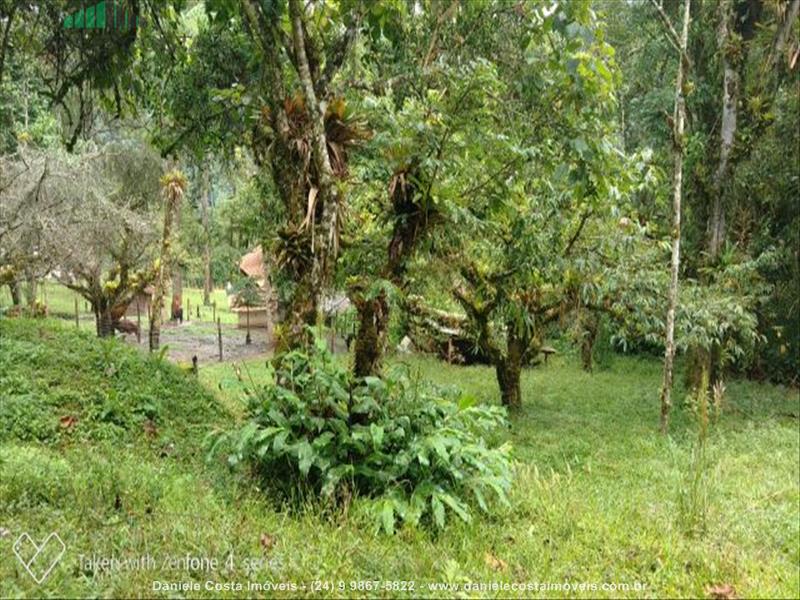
left=454, top=287, right=533, bottom=411
left=200, top=166, right=213, bottom=306
left=242, top=0, right=339, bottom=353
left=495, top=330, right=524, bottom=410
left=170, top=195, right=183, bottom=321
left=150, top=171, right=186, bottom=351
left=580, top=311, right=599, bottom=373
left=96, top=305, right=115, bottom=338
left=685, top=343, right=723, bottom=395
left=23, top=270, right=37, bottom=310
left=351, top=162, right=434, bottom=377
left=352, top=291, right=389, bottom=378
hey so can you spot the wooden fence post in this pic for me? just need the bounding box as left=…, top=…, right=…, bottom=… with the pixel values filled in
left=186, top=298, right=191, bottom=322
left=245, top=306, right=251, bottom=345
left=136, top=300, right=142, bottom=344
left=212, top=300, right=217, bottom=323
left=74, top=297, right=79, bottom=329
left=217, top=317, right=223, bottom=361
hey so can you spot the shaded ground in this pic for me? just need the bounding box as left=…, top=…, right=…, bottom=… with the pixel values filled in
left=120, top=318, right=351, bottom=366
left=121, top=319, right=272, bottom=364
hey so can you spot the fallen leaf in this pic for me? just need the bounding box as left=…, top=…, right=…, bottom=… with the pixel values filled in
left=59, top=415, right=78, bottom=429
left=706, top=583, right=737, bottom=599
left=143, top=419, right=158, bottom=437
left=260, top=533, right=275, bottom=552
left=484, top=552, right=507, bottom=571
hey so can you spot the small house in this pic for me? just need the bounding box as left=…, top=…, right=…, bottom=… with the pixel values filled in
left=233, top=247, right=276, bottom=334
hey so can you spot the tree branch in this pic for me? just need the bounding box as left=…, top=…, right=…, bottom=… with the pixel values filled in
left=564, top=210, right=593, bottom=256
left=649, top=0, right=692, bottom=69
left=0, top=5, right=16, bottom=86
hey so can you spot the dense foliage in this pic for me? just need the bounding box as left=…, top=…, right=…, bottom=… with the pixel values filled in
left=217, top=335, right=513, bottom=533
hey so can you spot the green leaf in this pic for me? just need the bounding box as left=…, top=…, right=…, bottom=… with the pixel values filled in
left=458, top=394, right=477, bottom=410
left=272, top=431, right=289, bottom=453
left=417, top=449, right=430, bottom=466
left=370, top=424, right=385, bottom=447
left=429, top=437, right=449, bottom=462
left=440, top=493, right=471, bottom=523
left=431, top=495, right=445, bottom=529
left=296, top=441, right=314, bottom=476
left=381, top=500, right=395, bottom=534
left=313, top=431, right=335, bottom=448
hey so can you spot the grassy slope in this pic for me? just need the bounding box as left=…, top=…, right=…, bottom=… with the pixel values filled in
left=0, top=319, right=798, bottom=598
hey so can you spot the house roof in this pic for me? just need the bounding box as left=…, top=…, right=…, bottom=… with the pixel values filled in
left=239, top=246, right=266, bottom=283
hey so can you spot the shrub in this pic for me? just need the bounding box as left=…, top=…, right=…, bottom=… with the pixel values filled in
left=214, top=337, right=513, bottom=533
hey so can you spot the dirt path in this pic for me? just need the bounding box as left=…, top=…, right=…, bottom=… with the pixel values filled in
left=122, top=320, right=272, bottom=364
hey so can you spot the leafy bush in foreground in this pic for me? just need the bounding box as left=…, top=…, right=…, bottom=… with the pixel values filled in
left=216, top=338, right=512, bottom=533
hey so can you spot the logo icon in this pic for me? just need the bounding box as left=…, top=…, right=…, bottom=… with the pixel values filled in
left=63, top=1, right=142, bottom=31
left=12, top=532, right=66, bottom=584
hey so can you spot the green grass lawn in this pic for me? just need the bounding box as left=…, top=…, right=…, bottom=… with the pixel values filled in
left=1, top=318, right=798, bottom=598
left=0, top=283, right=239, bottom=325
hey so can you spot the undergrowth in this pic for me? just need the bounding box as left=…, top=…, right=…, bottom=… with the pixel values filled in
left=211, top=336, right=513, bottom=534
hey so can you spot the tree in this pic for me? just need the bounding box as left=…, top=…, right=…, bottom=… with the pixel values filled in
left=344, top=58, right=501, bottom=377
left=200, top=164, right=213, bottom=305
left=170, top=192, right=185, bottom=322
left=151, top=1, right=365, bottom=351
left=609, top=0, right=800, bottom=386
left=150, top=169, right=187, bottom=350
left=652, top=0, right=691, bottom=434
left=50, top=137, right=161, bottom=336
left=0, top=144, right=73, bottom=310
left=347, top=1, right=632, bottom=408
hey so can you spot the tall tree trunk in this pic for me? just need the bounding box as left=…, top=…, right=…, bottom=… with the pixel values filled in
left=170, top=196, right=183, bottom=320
left=24, top=271, right=37, bottom=310
left=708, top=0, right=739, bottom=260
left=242, top=0, right=337, bottom=352
left=288, top=0, right=341, bottom=316
left=150, top=173, right=185, bottom=351
left=351, top=165, right=430, bottom=377
left=0, top=6, right=16, bottom=86
left=201, top=166, right=213, bottom=306
left=769, top=0, right=800, bottom=70
left=659, top=0, right=692, bottom=434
